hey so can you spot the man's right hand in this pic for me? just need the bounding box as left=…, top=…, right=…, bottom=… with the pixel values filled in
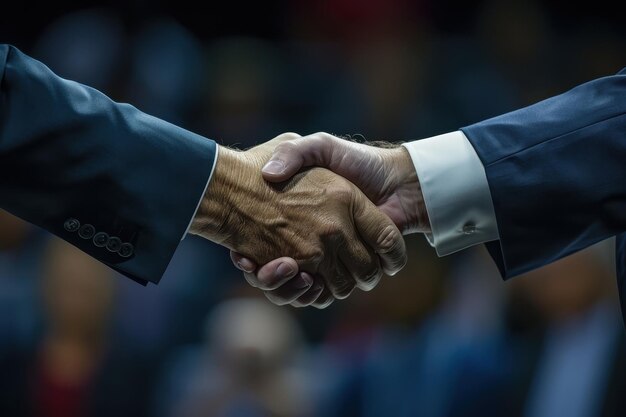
left=230, top=133, right=430, bottom=307
left=190, top=133, right=407, bottom=308
left=262, top=132, right=430, bottom=234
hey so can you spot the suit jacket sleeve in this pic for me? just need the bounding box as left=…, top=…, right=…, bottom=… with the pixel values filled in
left=0, top=44, right=217, bottom=285
left=461, top=67, right=626, bottom=278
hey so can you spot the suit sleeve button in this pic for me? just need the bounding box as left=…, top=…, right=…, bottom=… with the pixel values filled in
left=93, top=232, right=109, bottom=247
left=119, top=243, right=134, bottom=258
left=78, top=224, right=96, bottom=239
left=64, top=218, right=81, bottom=232
left=106, top=237, right=122, bottom=252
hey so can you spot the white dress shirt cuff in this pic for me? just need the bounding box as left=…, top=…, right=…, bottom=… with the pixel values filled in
left=182, top=144, right=220, bottom=240
left=402, top=131, right=499, bottom=256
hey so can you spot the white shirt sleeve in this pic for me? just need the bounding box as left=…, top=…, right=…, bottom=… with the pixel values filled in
left=181, top=144, right=220, bottom=240
left=402, top=131, right=499, bottom=256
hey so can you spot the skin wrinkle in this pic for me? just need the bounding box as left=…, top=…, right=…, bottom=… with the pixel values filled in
left=321, top=134, right=424, bottom=233
left=324, top=255, right=353, bottom=299
left=209, top=133, right=408, bottom=306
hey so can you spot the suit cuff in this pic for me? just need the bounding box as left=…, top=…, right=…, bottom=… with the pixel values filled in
left=402, top=131, right=499, bottom=256
left=182, top=145, right=220, bottom=240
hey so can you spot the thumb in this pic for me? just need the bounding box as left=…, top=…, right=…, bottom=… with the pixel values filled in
left=353, top=194, right=407, bottom=276
left=262, top=133, right=338, bottom=182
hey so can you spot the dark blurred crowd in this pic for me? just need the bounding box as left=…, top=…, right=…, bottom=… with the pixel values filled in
left=1, top=1, right=625, bottom=416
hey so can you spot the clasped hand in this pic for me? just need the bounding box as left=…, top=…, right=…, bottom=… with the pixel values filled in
left=190, top=133, right=408, bottom=309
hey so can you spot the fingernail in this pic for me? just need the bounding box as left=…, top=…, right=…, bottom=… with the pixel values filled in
left=236, top=259, right=255, bottom=273
left=262, top=160, right=285, bottom=175
left=294, top=273, right=313, bottom=289
left=276, top=262, right=295, bottom=278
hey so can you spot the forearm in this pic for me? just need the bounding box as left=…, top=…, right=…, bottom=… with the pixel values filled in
left=0, top=44, right=216, bottom=284
left=462, top=68, right=626, bottom=277
left=388, top=146, right=431, bottom=234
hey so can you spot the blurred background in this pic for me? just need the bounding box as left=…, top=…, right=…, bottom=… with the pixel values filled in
left=1, top=1, right=625, bottom=416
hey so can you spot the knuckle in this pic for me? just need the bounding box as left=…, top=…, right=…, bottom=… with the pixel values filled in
left=276, top=140, right=300, bottom=154
left=357, top=269, right=382, bottom=291
left=313, top=298, right=334, bottom=309
left=296, top=283, right=324, bottom=306
left=377, top=225, right=401, bottom=253
left=331, top=183, right=355, bottom=204
left=316, top=132, right=333, bottom=141
left=334, top=289, right=354, bottom=300
left=398, top=253, right=408, bottom=270
left=309, top=132, right=335, bottom=149
left=290, top=299, right=305, bottom=307
left=320, top=220, right=345, bottom=242
left=277, top=132, right=301, bottom=141
left=302, top=247, right=324, bottom=267
left=331, top=280, right=355, bottom=300
left=312, top=289, right=334, bottom=309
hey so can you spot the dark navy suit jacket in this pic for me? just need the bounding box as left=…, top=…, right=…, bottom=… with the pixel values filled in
left=461, top=67, right=626, bottom=314
left=0, top=44, right=216, bottom=285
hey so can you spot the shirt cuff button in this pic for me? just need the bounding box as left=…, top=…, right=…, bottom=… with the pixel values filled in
left=462, top=223, right=476, bottom=235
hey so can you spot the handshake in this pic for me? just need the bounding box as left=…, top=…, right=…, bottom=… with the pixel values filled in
left=189, top=132, right=431, bottom=308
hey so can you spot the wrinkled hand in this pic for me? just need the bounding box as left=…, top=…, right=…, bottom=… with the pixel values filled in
left=190, top=133, right=407, bottom=308
left=231, top=132, right=430, bottom=307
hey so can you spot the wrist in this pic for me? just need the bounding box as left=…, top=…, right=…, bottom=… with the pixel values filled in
left=189, top=146, right=252, bottom=244
left=393, top=147, right=431, bottom=235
